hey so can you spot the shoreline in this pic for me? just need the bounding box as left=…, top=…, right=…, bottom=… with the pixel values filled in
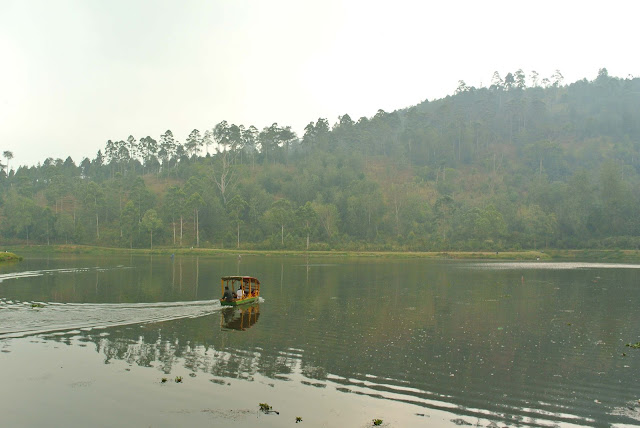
left=6, top=245, right=640, bottom=262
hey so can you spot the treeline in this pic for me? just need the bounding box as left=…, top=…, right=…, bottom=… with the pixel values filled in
left=2, top=68, right=640, bottom=251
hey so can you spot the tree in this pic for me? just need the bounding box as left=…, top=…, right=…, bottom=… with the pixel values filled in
left=435, top=195, right=455, bottom=244
left=3, top=151, right=13, bottom=175
left=3, top=192, right=38, bottom=244
left=530, top=70, right=539, bottom=87
left=126, top=135, right=138, bottom=163
left=121, top=201, right=139, bottom=248
left=165, top=185, right=185, bottom=246
left=186, top=192, right=205, bottom=247
left=490, top=71, right=503, bottom=90
left=514, top=69, right=526, bottom=89
left=258, top=123, right=281, bottom=162
left=241, top=125, right=258, bottom=167
left=338, top=114, right=354, bottom=128
left=40, top=207, right=55, bottom=245
left=296, top=202, right=317, bottom=250
left=139, top=136, right=158, bottom=173
left=504, top=72, right=515, bottom=90
left=186, top=129, right=202, bottom=157
left=311, top=201, right=339, bottom=241
left=266, top=199, right=293, bottom=246
left=55, top=213, right=75, bottom=244
left=203, top=129, right=214, bottom=155
left=212, top=146, right=235, bottom=205
left=227, top=195, right=247, bottom=248
left=455, top=80, right=470, bottom=94
left=83, top=181, right=104, bottom=240
left=159, top=130, right=177, bottom=166
left=518, top=204, right=556, bottom=249
left=596, top=67, right=609, bottom=82
left=551, top=69, right=564, bottom=87
left=142, top=209, right=161, bottom=249
left=523, top=140, right=563, bottom=178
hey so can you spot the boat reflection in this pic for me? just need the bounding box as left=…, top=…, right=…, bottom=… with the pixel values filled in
left=220, top=304, right=260, bottom=331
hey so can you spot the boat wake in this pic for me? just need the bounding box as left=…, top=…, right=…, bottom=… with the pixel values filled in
left=0, top=299, right=222, bottom=339
left=0, top=266, right=131, bottom=283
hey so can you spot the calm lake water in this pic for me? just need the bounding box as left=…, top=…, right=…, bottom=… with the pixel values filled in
left=1, top=254, right=639, bottom=427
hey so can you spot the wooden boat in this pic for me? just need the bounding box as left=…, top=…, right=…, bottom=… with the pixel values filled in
left=220, top=276, right=260, bottom=306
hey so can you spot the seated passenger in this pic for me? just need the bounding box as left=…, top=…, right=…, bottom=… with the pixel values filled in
left=223, top=286, right=234, bottom=302
left=236, top=287, right=244, bottom=299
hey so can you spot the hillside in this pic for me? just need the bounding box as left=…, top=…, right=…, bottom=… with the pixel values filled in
left=2, top=69, right=640, bottom=251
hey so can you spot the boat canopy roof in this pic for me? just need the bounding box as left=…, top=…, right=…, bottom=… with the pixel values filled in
left=221, top=276, right=260, bottom=284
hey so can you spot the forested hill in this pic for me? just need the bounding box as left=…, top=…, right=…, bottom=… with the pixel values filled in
left=3, top=69, right=640, bottom=251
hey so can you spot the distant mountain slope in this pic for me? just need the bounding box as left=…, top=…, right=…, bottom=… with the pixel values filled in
left=3, top=70, right=640, bottom=250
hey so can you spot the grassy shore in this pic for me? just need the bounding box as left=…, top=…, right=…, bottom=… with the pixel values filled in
left=0, top=251, right=23, bottom=262
left=6, top=244, right=640, bottom=262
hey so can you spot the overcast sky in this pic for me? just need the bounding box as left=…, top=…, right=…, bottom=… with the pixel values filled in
left=0, top=0, right=638, bottom=167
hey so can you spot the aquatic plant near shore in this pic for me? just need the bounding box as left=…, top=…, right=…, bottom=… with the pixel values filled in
left=259, top=403, right=279, bottom=415
left=373, top=419, right=383, bottom=426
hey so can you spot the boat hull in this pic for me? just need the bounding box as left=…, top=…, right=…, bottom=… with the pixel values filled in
left=220, top=296, right=259, bottom=306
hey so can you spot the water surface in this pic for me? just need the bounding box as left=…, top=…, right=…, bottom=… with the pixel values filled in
left=1, top=254, right=639, bottom=427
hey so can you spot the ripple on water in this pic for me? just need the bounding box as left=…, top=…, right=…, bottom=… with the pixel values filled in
left=0, top=298, right=224, bottom=339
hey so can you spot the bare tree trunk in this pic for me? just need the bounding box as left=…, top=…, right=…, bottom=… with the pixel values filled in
left=539, top=158, right=543, bottom=177
left=119, top=194, right=122, bottom=237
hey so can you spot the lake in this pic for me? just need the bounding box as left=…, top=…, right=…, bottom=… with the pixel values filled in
left=1, top=254, right=639, bottom=427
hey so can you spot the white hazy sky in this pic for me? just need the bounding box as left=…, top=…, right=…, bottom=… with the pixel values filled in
left=0, top=0, right=638, bottom=167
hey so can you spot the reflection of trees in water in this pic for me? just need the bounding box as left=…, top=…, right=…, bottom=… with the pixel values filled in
left=81, top=312, right=298, bottom=381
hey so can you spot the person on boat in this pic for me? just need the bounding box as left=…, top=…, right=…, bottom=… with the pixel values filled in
left=223, top=286, right=234, bottom=302
left=237, top=286, right=244, bottom=299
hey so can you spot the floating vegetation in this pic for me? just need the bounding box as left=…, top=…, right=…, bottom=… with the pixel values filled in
left=372, top=419, right=383, bottom=426
left=0, top=252, right=23, bottom=262
left=451, top=418, right=473, bottom=425
left=259, top=403, right=271, bottom=413
left=161, top=377, right=167, bottom=383
left=259, top=403, right=279, bottom=415
left=626, top=342, right=640, bottom=349
left=295, top=416, right=303, bottom=423
left=175, top=376, right=183, bottom=383
left=30, top=303, right=44, bottom=308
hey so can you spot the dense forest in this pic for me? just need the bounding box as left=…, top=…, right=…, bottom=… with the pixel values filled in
left=2, top=68, right=640, bottom=251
